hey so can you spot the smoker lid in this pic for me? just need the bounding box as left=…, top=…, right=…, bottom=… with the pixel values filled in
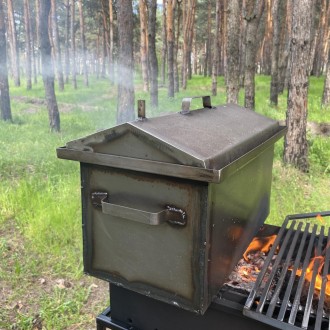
left=57, top=102, right=286, bottom=182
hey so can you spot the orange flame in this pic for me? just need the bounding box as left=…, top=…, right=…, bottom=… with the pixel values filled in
left=243, top=235, right=277, bottom=261
left=295, top=256, right=330, bottom=296
left=316, top=214, right=325, bottom=225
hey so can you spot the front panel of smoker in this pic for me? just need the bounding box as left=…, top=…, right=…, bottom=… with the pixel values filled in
left=81, top=164, right=209, bottom=314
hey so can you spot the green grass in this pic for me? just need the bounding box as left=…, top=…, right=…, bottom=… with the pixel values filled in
left=0, top=74, right=329, bottom=328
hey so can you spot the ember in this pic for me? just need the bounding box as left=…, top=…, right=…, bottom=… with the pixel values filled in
left=243, top=235, right=277, bottom=261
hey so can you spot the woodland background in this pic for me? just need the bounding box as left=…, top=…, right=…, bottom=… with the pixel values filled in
left=0, top=0, right=329, bottom=329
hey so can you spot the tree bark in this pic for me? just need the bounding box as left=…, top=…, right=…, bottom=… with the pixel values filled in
left=35, top=0, right=41, bottom=77
left=78, top=0, right=88, bottom=87
left=239, top=0, right=247, bottom=87
left=166, top=0, right=175, bottom=97
left=212, top=0, right=221, bottom=96
left=7, top=0, right=20, bottom=87
left=64, top=0, right=70, bottom=84
left=270, top=0, right=280, bottom=105
left=23, top=0, right=32, bottom=90
left=204, top=0, right=212, bottom=77
left=322, top=39, right=330, bottom=106
left=109, top=0, right=114, bottom=83
left=70, top=0, right=77, bottom=89
left=244, top=0, right=264, bottom=110
left=283, top=0, right=312, bottom=172
left=278, top=0, right=292, bottom=93
left=139, top=0, right=149, bottom=92
left=173, top=1, right=179, bottom=93
left=101, top=0, right=109, bottom=78
left=31, top=1, right=38, bottom=84
left=51, top=0, right=64, bottom=91
left=39, top=0, right=60, bottom=132
left=147, top=0, right=158, bottom=108
left=182, top=0, right=196, bottom=90
left=0, top=0, right=12, bottom=121
left=259, top=0, right=272, bottom=74
left=116, top=0, right=135, bottom=124
left=161, top=0, right=167, bottom=86
left=226, top=0, right=240, bottom=104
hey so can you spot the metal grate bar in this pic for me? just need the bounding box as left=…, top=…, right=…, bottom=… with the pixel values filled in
left=266, top=222, right=303, bottom=318
left=244, top=211, right=330, bottom=330
left=256, top=221, right=296, bottom=314
left=277, top=223, right=310, bottom=321
left=288, top=224, right=318, bottom=325
left=245, top=217, right=289, bottom=309
left=315, top=228, right=330, bottom=330
left=302, top=227, right=324, bottom=328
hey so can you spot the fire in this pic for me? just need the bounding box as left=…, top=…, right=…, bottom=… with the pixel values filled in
left=295, top=253, right=330, bottom=296
left=243, top=235, right=277, bottom=261
left=316, top=214, right=325, bottom=225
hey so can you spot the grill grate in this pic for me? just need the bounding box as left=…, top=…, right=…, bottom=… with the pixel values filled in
left=243, top=211, right=330, bottom=330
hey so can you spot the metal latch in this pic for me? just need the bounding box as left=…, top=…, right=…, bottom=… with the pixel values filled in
left=181, top=95, right=213, bottom=114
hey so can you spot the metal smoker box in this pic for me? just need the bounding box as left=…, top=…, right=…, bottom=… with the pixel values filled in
left=57, top=98, right=286, bottom=315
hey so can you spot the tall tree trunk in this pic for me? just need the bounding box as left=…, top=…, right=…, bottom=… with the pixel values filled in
left=322, top=40, right=330, bottom=106
left=204, top=0, right=212, bottom=77
left=101, top=22, right=107, bottom=78
left=51, top=0, right=64, bottom=91
left=212, top=0, right=221, bottom=96
left=116, top=0, right=135, bottom=124
left=283, top=0, right=312, bottom=172
left=64, top=0, right=70, bottom=84
left=278, top=0, right=292, bottom=93
left=182, top=0, right=196, bottom=90
left=161, top=0, right=167, bottom=86
left=30, top=2, right=37, bottom=84
left=166, top=0, right=175, bottom=97
left=7, top=0, right=20, bottom=87
left=226, top=0, right=240, bottom=104
left=35, top=0, right=41, bottom=77
left=139, top=0, right=149, bottom=92
left=109, top=0, right=114, bottom=83
left=0, top=0, right=12, bottom=121
left=239, top=0, right=247, bottom=87
left=96, top=32, right=101, bottom=78
left=244, top=0, right=264, bottom=110
left=39, top=0, right=60, bottom=132
left=173, top=2, right=179, bottom=93
left=23, top=0, right=32, bottom=90
left=147, top=0, right=158, bottom=108
left=101, top=0, right=109, bottom=78
left=259, top=0, right=272, bottom=74
left=78, top=0, right=88, bottom=87
left=270, top=0, right=280, bottom=105
left=310, top=0, right=324, bottom=76
left=70, top=0, right=77, bottom=89
left=220, top=0, right=226, bottom=76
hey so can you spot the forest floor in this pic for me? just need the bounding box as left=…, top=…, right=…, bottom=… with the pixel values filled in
left=0, top=219, right=109, bottom=330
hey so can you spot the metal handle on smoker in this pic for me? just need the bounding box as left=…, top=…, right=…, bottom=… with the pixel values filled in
left=181, top=95, right=213, bottom=114
left=91, top=192, right=187, bottom=226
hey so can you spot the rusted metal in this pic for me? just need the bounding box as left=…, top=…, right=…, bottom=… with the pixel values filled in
left=137, top=100, right=146, bottom=119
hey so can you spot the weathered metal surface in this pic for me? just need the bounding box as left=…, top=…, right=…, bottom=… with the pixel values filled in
left=82, top=164, right=209, bottom=313
left=56, top=126, right=286, bottom=183
left=59, top=103, right=285, bottom=170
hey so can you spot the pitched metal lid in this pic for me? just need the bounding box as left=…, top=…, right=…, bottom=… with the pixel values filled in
left=63, top=103, right=282, bottom=170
